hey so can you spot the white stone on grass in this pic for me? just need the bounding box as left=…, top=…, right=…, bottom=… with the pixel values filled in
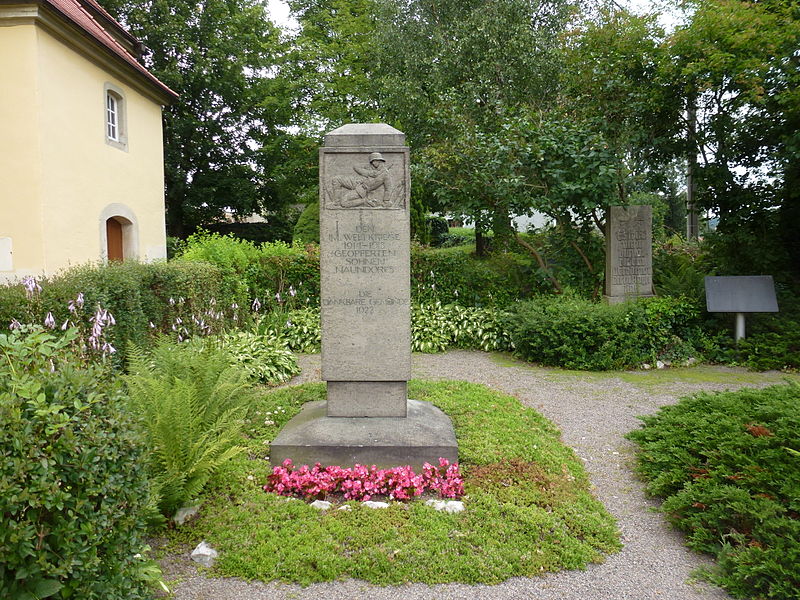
left=172, top=505, right=199, bottom=526
left=310, top=500, right=332, bottom=510
left=190, top=541, right=218, bottom=568
left=363, top=501, right=390, bottom=509
left=425, top=499, right=465, bottom=514
left=338, top=505, right=353, bottom=511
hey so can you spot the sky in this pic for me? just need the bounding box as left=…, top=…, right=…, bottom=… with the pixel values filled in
left=265, top=1, right=687, bottom=32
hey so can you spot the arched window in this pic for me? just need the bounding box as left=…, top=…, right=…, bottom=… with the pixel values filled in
left=103, top=83, right=127, bottom=150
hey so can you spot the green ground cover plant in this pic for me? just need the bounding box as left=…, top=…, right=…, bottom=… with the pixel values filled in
left=627, top=383, right=800, bottom=600
left=0, top=328, right=154, bottom=599
left=165, top=380, right=621, bottom=585
left=412, top=303, right=513, bottom=353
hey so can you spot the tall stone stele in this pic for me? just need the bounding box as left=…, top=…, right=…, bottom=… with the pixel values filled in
left=604, top=205, right=655, bottom=304
left=270, top=124, right=458, bottom=469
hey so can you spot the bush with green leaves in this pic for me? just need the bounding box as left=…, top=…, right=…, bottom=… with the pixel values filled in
left=216, top=331, right=301, bottom=384
left=175, top=231, right=320, bottom=306
left=0, top=328, right=153, bottom=599
left=0, top=260, right=246, bottom=360
left=292, top=201, right=320, bottom=244
left=253, top=307, right=321, bottom=353
left=124, top=339, right=256, bottom=516
left=506, top=294, right=704, bottom=370
left=627, top=383, right=800, bottom=600
left=412, top=303, right=513, bottom=353
left=652, top=235, right=708, bottom=303
left=412, top=245, right=537, bottom=307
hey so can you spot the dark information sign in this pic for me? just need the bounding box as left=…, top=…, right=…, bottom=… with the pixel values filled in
left=705, top=276, right=779, bottom=313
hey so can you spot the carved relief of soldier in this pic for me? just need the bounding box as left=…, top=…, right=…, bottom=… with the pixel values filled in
left=325, top=152, right=405, bottom=209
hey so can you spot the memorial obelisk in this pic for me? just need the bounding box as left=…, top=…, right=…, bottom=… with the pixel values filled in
left=270, top=124, right=457, bottom=469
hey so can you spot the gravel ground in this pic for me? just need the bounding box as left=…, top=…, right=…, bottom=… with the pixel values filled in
left=164, top=351, right=787, bottom=600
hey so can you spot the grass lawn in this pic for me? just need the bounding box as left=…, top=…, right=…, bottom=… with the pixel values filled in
left=164, top=380, right=621, bottom=585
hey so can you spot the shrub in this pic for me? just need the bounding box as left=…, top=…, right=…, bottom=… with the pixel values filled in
left=506, top=295, right=704, bottom=370
left=0, top=261, right=245, bottom=360
left=124, top=339, right=256, bottom=516
left=292, top=202, right=320, bottom=244
left=652, top=235, right=707, bottom=303
left=412, top=303, right=512, bottom=353
left=175, top=231, right=321, bottom=306
left=628, top=383, right=800, bottom=600
left=426, top=216, right=450, bottom=247
left=412, top=245, right=537, bottom=307
left=254, top=307, right=321, bottom=353
left=533, top=227, right=606, bottom=298
left=0, top=328, right=152, bottom=599
left=216, top=331, right=301, bottom=384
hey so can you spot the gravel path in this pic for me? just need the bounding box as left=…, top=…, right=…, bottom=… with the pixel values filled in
left=166, top=351, right=788, bottom=600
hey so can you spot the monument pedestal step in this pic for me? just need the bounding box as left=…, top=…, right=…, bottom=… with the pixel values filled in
left=269, top=399, right=458, bottom=471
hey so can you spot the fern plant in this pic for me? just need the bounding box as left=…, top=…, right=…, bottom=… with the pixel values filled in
left=124, top=340, right=254, bottom=516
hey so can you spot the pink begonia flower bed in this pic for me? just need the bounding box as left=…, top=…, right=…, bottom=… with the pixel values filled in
left=264, top=458, right=464, bottom=502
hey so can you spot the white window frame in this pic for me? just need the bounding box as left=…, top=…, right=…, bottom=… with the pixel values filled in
left=103, top=83, right=128, bottom=151
left=106, top=92, right=118, bottom=140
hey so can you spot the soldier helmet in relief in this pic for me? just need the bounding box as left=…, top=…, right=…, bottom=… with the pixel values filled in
left=368, top=152, right=386, bottom=163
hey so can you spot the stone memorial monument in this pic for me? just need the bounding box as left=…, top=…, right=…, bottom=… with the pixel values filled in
left=270, top=123, right=458, bottom=469
left=604, top=205, right=654, bottom=304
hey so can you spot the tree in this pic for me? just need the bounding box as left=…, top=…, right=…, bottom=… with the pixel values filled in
left=375, top=0, right=582, bottom=250
left=283, top=0, right=382, bottom=134
left=416, top=107, right=617, bottom=288
left=563, top=8, right=683, bottom=208
left=667, top=0, right=800, bottom=276
left=103, top=0, right=293, bottom=237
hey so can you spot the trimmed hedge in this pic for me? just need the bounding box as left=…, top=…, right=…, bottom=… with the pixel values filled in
left=0, top=328, right=152, bottom=599
left=628, top=383, right=800, bottom=599
left=176, top=232, right=320, bottom=307
left=506, top=295, right=704, bottom=370
left=412, top=245, right=537, bottom=307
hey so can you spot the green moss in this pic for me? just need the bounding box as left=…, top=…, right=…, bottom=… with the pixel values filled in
left=628, top=382, right=800, bottom=599
left=168, top=380, right=621, bottom=585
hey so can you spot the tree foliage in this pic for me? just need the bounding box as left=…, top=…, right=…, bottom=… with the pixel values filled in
left=103, top=0, right=294, bottom=236
left=669, top=0, right=800, bottom=276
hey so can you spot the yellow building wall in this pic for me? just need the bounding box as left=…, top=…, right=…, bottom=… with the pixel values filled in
left=0, top=21, right=45, bottom=280
left=36, top=26, right=167, bottom=275
left=0, top=15, right=167, bottom=282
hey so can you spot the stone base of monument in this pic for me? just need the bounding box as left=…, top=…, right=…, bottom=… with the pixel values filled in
left=269, top=399, right=458, bottom=471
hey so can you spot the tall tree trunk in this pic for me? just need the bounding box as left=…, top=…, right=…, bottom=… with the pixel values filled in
left=475, top=213, right=488, bottom=257
left=491, top=203, right=514, bottom=252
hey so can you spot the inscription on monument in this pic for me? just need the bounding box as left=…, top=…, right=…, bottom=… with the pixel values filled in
left=605, top=205, right=654, bottom=303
